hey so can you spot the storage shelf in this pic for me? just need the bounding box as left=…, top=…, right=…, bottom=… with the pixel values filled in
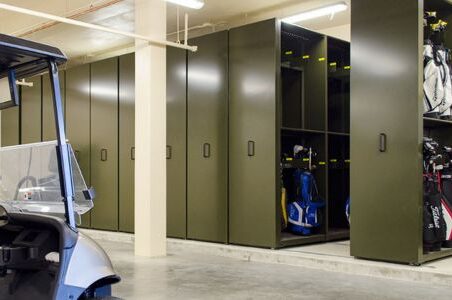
left=421, top=248, right=452, bottom=264
left=281, top=64, right=303, bottom=72
left=281, top=127, right=325, bottom=135
left=279, top=232, right=326, bottom=247
left=423, top=117, right=452, bottom=128
left=326, top=228, right=350, bottom=241
left=328, top=131, right=350, bottom=137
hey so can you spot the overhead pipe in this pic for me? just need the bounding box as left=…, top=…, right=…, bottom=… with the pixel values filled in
left=0, top=2, right=198, bottom=52
left=16, top=0, right=124, bottom=37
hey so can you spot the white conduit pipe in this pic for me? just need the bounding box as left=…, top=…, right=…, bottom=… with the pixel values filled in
left=0, top=2, right=198, bottom=52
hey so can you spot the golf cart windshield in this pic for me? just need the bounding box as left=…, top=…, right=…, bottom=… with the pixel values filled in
left=0, top=141, right=93, bottom=221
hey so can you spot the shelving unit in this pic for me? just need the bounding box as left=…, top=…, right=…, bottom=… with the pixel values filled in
left=229, top=19, right=350, bottom=249
left=351, top=0, right=452, bottom=264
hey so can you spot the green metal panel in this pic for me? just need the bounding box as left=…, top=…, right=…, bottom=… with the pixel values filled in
left=1, top=106, right=19, bottom=146
left=187, top=31, right=228, bottom=243
left=42, top=71, right=65, bottom=141
left=90, top=58, right=119, bottom=231
left=304, top=37, right=327, bottom=131
left=166, top=47, right=187, bottom=238
left=229, top=19, right=279, bottom=248
left=20, top=76, right=42, bottom=144
left=119, top=53, right=135, bottom=233
left=350, top=0, right=423, bottom=263
left=66, top=64, right=92, bottom=228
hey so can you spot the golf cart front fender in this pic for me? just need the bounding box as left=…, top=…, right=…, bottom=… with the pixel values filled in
left=64, top=232, right=119, bottom=289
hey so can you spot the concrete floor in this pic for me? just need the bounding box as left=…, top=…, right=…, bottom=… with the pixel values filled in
left=100, top=240, right=452, bottom=300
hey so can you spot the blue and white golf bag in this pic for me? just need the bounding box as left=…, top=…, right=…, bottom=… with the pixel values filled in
left=345, top=197, right=351, bottom=225
left=287, top=171, right=325, bottom=235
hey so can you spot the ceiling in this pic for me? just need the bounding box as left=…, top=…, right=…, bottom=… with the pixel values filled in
left=0, top=0, right=350, bottom=60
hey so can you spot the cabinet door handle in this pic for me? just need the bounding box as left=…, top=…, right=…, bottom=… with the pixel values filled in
left=166, top=145, right=172, bottom=159
left=101, top=149, right=108, bottom=161
left=379, top=133, right=387, bottom=153
left=248, top=141, right=255, bottom=157
left=131, top=147, right=135, bottom=160
left=203, top=143, right=211, bottom=158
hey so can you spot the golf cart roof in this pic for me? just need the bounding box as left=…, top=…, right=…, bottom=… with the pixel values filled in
left=0, top=33, right=66, bottom=79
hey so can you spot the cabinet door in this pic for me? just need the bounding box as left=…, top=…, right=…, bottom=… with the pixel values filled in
left=119, top=54, right=135, bottom=233
left=167, top=47, right=187, bottom=238
left=187, top=31, right=228, bottom=243
left=1, top=106, right=19, bottom=146
left=42, top=72, right=65, bottom=141
left=350, top=0, right=423, bottom=263
left=90, top=58, right=119, bottom=231
left=66, top=65, right=91, bottom=227
left=229, top=19, right=278, bottom=248
left=20, top=76, right=42, bottom=144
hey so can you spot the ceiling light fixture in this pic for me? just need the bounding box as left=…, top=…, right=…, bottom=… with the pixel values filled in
left=166, top=0, right=205, bottom=9
left=282, top=2, right=348, bottom=24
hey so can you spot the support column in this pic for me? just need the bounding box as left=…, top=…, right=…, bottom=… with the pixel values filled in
left=134, top=0, right=167, bottom=257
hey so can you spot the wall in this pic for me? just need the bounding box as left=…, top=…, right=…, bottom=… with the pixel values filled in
left=318, top=24, right=351, bottom=42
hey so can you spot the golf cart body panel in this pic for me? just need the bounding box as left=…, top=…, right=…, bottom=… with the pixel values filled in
left=65, top=232, right=117, bottom=288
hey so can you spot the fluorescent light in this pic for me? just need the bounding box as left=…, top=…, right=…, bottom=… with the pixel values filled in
left=282, top=2, right=348, bottom=24
left=166, top=0, right=205, bottom=9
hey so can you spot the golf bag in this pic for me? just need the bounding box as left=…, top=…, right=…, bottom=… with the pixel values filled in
left=423, top=43, right=452, bottom=117
left=440, top=170, right=452, bottom=247
left=423, top=16, right=452, bottom=118
left=345, top=197, right=350, bottom=225
left=287, top=171, right=325, bottom=235
left=424, top=175, right=447, bottom=252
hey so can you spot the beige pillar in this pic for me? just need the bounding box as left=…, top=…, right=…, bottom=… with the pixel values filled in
left=134, top=0, right=167, bottom=257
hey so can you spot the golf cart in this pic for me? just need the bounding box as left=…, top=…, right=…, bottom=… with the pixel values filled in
left=0, top=34, right=120, bottom=299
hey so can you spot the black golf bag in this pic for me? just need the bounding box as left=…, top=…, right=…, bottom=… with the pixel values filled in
left=423, top=175, right=447, bottom=252
left=440, top=170, right=452, bottom=247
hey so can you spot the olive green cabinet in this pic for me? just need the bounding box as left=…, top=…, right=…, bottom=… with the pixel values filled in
left=167, top=47, right=187, bottom=238
left=20, top=76, right=42, bottom=144
left=42, top=72, right=65, bottom=141
left=1, top=106, right=19, bottom=146
left=66, top=64, right=92, bottom=227
left=187, top=31, right=229, bottom=243
left=351, top=0, right=452, bottom=264
left=119, top=53, right=135, bottom=233
left=90, top=57, right=119, bottom=231
left=229, top=20, right=350, bottom=249
left=229, top=20, right=279, bottom=248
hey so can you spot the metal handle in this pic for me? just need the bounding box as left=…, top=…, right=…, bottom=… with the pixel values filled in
left=379, top=133, right=387, bottom=152
left=203, top=143, right=211, bottom=158
left=248, top=141, right=255, bottom=157
left=166, top=145, right=172, bottom=159
left=101, top=149, right=108, bottom=161
left=131, top=147, right=135, bottom=161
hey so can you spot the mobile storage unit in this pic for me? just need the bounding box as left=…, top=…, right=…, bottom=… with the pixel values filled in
left=351, top=0, right=452, bottom=264
left=20, top=76, right=41, bottom=144
left=42, top=72, right=65, bottom=141
left=118, top=53, right=135, bottom=233
left=229, top=19, right=350, bottom=248
left=166, top=31, right=229, bottom=243
left=167, top=47, right=188, bottom=238
left=66, top=64, right=92, bottom=227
